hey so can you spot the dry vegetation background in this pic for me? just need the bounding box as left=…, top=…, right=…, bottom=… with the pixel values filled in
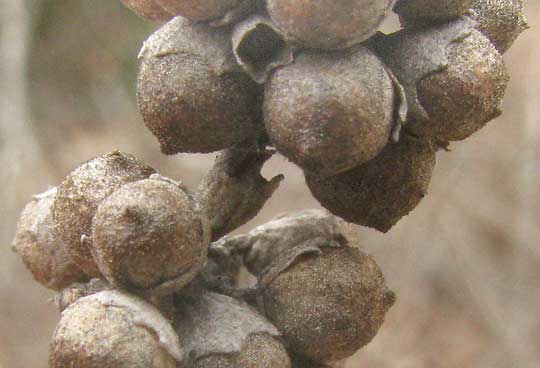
left=1, top=1, right=539, bottom=367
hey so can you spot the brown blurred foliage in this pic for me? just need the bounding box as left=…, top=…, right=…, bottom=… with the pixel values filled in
left=0, top=1, right=539, bottom=368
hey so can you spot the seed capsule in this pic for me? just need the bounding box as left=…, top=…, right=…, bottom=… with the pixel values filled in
left=174, top=291, right=291, bottom=368
left=374, top=19, right=509, bottom=143
left=12, top=188, right=86, bottom=290
left=155, top=0, right=250, bottom=24
left=468, top=0, right=528, bottom=53
left=52, top=151, right=155, bottom=277
left=229, top=211, right=394, bottom=362
left=137, top=17, right=262, bottom=154
left=306, top=135, right=435, bottom=233
left=394, top=0, right=473, bottom=24
left=50, top=290, right=183, bottom=368
left=120, top=0, right=173, bottom=21
left=266, top=0, right=396, bottom=49
left=92, top=175, right=210, bottom=296
left=264, top=46, right=397, bottom=177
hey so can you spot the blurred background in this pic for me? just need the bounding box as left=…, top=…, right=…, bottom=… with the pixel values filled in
left=1, top=1, right=538, bottom=367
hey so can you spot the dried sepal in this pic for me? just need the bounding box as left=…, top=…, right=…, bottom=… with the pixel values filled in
left=373, top=18, right=509, bottom=142
left=137, top=17, right=262, bottom=154
left=53, top=278, right=112, bottom=312
left=174, top=291, right=290, bottom=367
left=306, top=135, right=436, bottom=233
left=12, top=188, right=87, bottom=290
left=468, top=0, right=529, bottom=53
left=264, top=46, right=396, bottom=177
left=92, top=175, right=210, bottom=297
left=52, top=151, right=155, bottom=277
left=232, top=15, right=295, bottom=84
left=394, top=0, right=473, bottom=24
left=155, top=0, right=253, bottom=25
left=196, top=144, right=284, bottom=241
left=50, top=290, right=183, bottom=368
left=267, top=0, right=396, bottom=49
left=120, top=0, right=173, bottom=21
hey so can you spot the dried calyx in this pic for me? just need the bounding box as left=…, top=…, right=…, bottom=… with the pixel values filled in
left=372, top=18, right=509, bottom=144
left=52, top=151, right=155, bottom=277
left=196, top=143, right=284, bottom=241
left=173, top=291, right=291, bottom=368
left=91, top=175, right=210, bottom=297
left=137, top=17, right=262, bottom=154
left=11, top=188, right=87, bottom=290
left=50, top=290, right=183, bottom=368
left=264, top=45, right=402, bottom=177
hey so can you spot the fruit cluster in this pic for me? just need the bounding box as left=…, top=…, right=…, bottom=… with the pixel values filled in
left=131, top=0, right=525, bottom=232
left=12, top=0, right=527, bottom=367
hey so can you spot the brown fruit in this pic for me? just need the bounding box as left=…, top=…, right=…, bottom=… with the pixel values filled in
left=266, top=0, right=395, bottom=49
left=52, top=151, right=155, bottom=277
left=394, top=0, right=473, bottom=24
left=469, top=0, right=528, bottom=53
left=92, top=175, right=210, bottom=296
left=137, top=17, right=262, bottom=154
left=174, top=291, right=291, bottom=368
left=121, top=0, right=173, bottom=21
left=264, top=46, right=396, bottom=177
left=305, top=135, right=436, bottom=233
left=257, top=243, right=394, bottom=362
left=50, top=290, right=183, bottom=368
left=155, top=0, right=248, bottom=23
left=374, top=19, right=509, bottom=143
left=12, top=188, right=86, bottom=290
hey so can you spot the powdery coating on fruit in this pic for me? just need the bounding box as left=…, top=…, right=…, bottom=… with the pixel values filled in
left=240, top=209, right=347, bottom=277
left=394, top=0, right=473, bottom=22
left=414, top=29, right=509, bottom=141
left=137, top=17, right=261, bottom=154
left=12, top=188, right=86, bottom=290
left=50, top=290, right=183, bottom=368
left=174, top=292, right=284, bottom=366
left=53, top=151, right=155, bottom=277
left=306, top=135, right=435, bottom=233
left=260, top=246, right=393, bottom=362
left=92, top=176, right=209, bottom=293
left=267, top=0, right=396, bottom=49
left=121, top=0, right=173, bottom=20
left=155, top=0, right=245, bottom=22
left=469, top=0, right=528, bottom=53
left=232, top=15, right=295, bottom=84
left=264, top=46, right=395, bottom=177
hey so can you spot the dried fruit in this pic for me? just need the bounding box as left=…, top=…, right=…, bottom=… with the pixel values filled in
left=394, top=0, right=473, bottom=24
left=50, top=290, right=183, bottom=368
left=468, top=0, right=528, bottom=53
left=306, top=135, right=436, bottom=233
left=264, top=46, right=397, bottom=177
left=52, top=151, right=155, bottom=277
left=174, top=291, right=291, bottom=368
left=121, top=0, right=173, bottom=21
left=137, top=17, right=262, bottom=154
left=92, top=175, right=210, bottom=296
left=238, top=213, right=394, bottom=362
left=12, top=188, right=87, bottom=290
left=266, top=0, right=396, bottom=49
left=374, top=19, right=509, bottom=143
left=155, top=0, right=250, bottom=24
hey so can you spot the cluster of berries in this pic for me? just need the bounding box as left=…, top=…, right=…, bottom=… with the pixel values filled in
left=129, top=0, right=525, bottom=232
left=12, top=0, right=527, bottom=367
left=12, top=154, right=392, bottom=367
